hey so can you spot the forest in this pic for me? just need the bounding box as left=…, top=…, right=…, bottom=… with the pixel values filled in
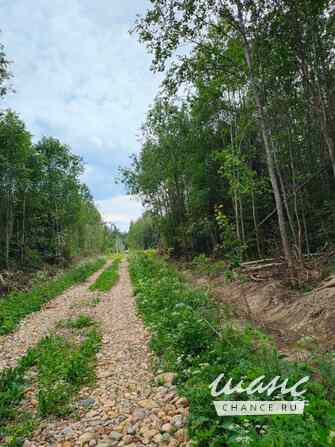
left=124, top=0, right=335, bottom=268
left=0, top=45, right=111, bottom=272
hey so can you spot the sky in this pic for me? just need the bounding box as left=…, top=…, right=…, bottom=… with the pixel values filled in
left=0, top=0, right=162, bottom=231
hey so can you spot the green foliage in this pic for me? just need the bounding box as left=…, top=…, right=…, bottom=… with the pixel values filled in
left=126, top=0, right=335, bottom=261
left=0, top=258, right=106, bottom=335
left=215, top=149, right=256, bottom=197
left=60, top=314, right=95, bottom=330
left=192, top=254, right=227, bottom=277
left=0, top=111, right=110, bottom=271
left=103, top=224, right=127, bottom=254
left=89, top=256, right=122, bottom=292
left=0, top=367, right=26, bottom=422
left=122, top=100, right=223, bottom=256
left=33, top=329, right=101, bottom=416
left=128, top=212, right=160, bottom=250
left=0, top=326, right=101, bottom=444
left=215, top=206, right=246, bottom=266
left=129, top=252, right=335, bottom=446
left=0, top=41, right=10, bottom=97
left=1, top=413, right=36, bottom=447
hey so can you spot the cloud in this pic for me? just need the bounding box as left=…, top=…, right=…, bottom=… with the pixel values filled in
left=96, top=195, right=144, bottom=231
left=0, top=0, right=161, bottom=221
left=80, top=162, right=125, bottom=200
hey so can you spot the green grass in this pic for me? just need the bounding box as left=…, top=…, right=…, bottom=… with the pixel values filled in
left=59, top=314, right=95, bottom=330
left=31, top=329, right=100, bottom=417
left=89, top=255, right=122, bottom=292
left=129, top=251, right=335, bottom=447
left=0, top=323, right=101, bottom=446
left=0, top=258, right=106, bottom=335
left=88, top=297, right=101, bottom=307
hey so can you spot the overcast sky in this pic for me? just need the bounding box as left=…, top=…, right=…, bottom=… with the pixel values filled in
left=1, top=0, right=161, bottom=231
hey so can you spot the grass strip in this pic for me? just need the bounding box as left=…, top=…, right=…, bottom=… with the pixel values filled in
left=0, top=258, right=106, bottom=335
left=0, top=321, right=101, bottom=446
left=89, top=255, right=122, bottom=292
left=129, top=251, right=335, bottom=447
left=58, top=314, right=95, bottom=330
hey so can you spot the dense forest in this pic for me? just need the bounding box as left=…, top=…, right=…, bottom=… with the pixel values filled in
left=0, top=44, right=108, bottom=270
left=124, top=0, right=335, bottom=266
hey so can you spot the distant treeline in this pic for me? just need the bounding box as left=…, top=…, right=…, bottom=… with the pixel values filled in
left=124, top=0, right=335, bottom=264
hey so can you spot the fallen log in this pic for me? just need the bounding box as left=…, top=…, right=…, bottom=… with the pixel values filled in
left=240, top=262, right=283, bottom=272
left=241, top=258, right=277, bottom=266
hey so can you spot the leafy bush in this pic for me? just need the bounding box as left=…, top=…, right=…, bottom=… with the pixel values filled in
left=129, top=252, right=335, bottom=447
left=0, top=258, right=106, bottom=335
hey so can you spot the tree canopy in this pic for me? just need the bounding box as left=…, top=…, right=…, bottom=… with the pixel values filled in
left=123, top=0, right=335, bottom=263
left=0, top=110, right=109, bottom=269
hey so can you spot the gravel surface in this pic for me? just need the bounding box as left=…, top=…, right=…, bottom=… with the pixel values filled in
left=10, top=261, right=189, bottom=447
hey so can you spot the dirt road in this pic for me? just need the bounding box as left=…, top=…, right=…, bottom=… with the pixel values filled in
left=4, top=261, right=189, bottom=447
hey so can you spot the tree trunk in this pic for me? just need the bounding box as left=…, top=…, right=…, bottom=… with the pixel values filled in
left=5, top=194, right=10, bottom=269
left=274, top=153, right=297, bottom=250
left=251, top=189, right=261, bottom=258
left=233, top=192, right=241, bottom=240
left=21, top=192, right=26, bottom=265
left=236, top=7, right=292, bottom=266
left=318, top=93, right=335, bottom=178
left=239, top=198, right=246, bottom=245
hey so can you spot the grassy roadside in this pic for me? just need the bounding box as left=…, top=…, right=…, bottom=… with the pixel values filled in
left=0, top=258, right=106, bottom=335
left=128, top=251, right=335, bottom=447
left=0, top=315, right=101, bottom=446
left=89, top=255, right=122, bottom=292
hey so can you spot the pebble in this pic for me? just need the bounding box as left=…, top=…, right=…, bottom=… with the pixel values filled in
left=138, top=399, right=157, bottom=410
left=126, top=424, right=136, bottom=435
left=171, top=415, right=185, bottom=429
left=62, top=427, right=74, bottom=439
left=161, top=423, right=173, bottom=433
left=143, top=429, right=159, bottom=440
left=176, top=397, right=188, bottom=407
left=132, top=408, right=147, bottom=421
left=161, top=432, right=171, bottom=442
left=110, top=431, right=123, bottom=441
left=79, top=432, right=96, bottom=446
left=156, top=373, right=177, bottom=385
left=175, top=429, right=187, bottom=443
left=80, top=398, right=96, bottom=408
